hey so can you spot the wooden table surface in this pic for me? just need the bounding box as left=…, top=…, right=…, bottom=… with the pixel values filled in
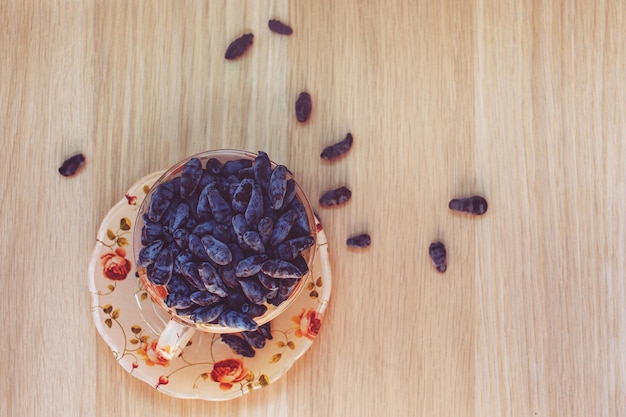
left=2, top=1, right=624, bottom=416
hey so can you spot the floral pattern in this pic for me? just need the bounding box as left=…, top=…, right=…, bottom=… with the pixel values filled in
left=137, top=340, right=172, bottom=367
left=125, top=193, right=138, bottom=206
left=100, top=247, right=132, bottom=281
left=96, top=214, right=135, bottom=284
left=89, top=171, right=331, bottom=401
left=292, top=309, right=323, bottom=340
left=211, top=358, right=249, bottom=390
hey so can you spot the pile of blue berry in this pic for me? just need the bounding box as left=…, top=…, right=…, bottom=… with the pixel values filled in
left=136, top=151, right=315, bottom=332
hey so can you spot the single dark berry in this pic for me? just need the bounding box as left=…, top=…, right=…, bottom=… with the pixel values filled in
left=321, top=133, right=353, bottom=160
left=428, top=242, right=447, bottom=273
left=225, top=33, right=254, bottom=60
left=319, top=186, right=352, bottom=206
left=449, top=195, right=488, bottom=215
left=295, top=91, right=312, bottom=122
left=268, top=19, right=293, bottom=35
left=58, top=153, right=85, bottom=177
left=346, top=233, right=371, bottom=248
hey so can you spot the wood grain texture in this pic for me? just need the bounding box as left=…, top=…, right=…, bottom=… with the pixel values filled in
left=1, top=1, right=624, bottom=416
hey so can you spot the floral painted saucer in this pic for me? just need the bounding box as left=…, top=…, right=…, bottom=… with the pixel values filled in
left=88, top=172, right=332, bottom=401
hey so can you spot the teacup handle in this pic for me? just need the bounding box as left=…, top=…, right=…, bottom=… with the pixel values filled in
left=155, top=320, right=195, bottom=361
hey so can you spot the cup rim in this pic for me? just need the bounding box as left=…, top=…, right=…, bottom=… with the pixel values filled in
left=133, top=149, right=317, bottom=334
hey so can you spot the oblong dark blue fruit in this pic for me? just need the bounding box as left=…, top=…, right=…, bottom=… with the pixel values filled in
left=224, top=33, right=254, bottom=61
left=319, top=186, right=351, bottom=207
left=346, top=233, right=371, bottom=248
left=218, top=310, right=258, bottom=332
left=180, top=262, right=205, bottom=291
left=198, top=262, right=229, bottom=297
left=257, top=216, right=274, bottom=245
left=148, top=182, right=175, bottom=222
left=268, top=278, right=297, bottom=306
left=169, top=202, right=190, bottom=231
left=218, top=264, right=239, bottom=289
left=58, top=153, right=86, bottom=177
left=137, top=240, right=164, bottom=268
left=282, top=179, right=297, bottom=209
left=196, top=183, right=214, bottom=220
left=273, top=235, right=315, bottom=260
left=180, top=158, right=203, bottom=198
left=228, top=242, right=245, bottom=264
left=290, top=254, right=309, bottom=276
left=190, top=290, right=221, bottom=306
left=257, top=323, right=273, bottom=340
left=295, top=91, right=312, bottom=123
left=241, top=330, right=266, bottom=349
left=239, top=277, right=266, bottom=305
left=320, top=133, right=353, bottom=160
left=236, top=167, right=255, bottom=179
left=268, top=165, right=288, bottom=210
left=205, top=158, right=223, bottom=174
left=223, top=158, right=252, bottom=175
left=164, top=293, right=194, bottom=309
left=191, top=303, right=225, bottom=323
left=242, top=231, right=265, bottom=253
left=218, top=174, right=239, bottom=198
left=235, top=254, right=268, bottom=277
left=278, top=278, right=299, bottom=297
left=175, top=306, right=196, bottom=317
left=200, top=235, right=232, bottom=265
left=172, top=228, right=189, bottom=249
left=207, top=187, right=232, bottom=224
left=288, top=199, right=311, bottom=235
left=231, top=214, right=250, bottom=247
left=269, top=209, right=297, bottom=247
left=448, top=195, right=488, bottom=215
left=166, top=273, right=195, bottom=295
left=149, top=247, right=173, bottom=285
left=242, top=302, right=267, bottom=318
left=231, top=178, right=254, bottom=213
left=268, top=289, right=288, bottom=306
left=192, top=220, right=218, bottom=236
left=220, top=333, right=255, bottom=357
left=261, top=259, right=304, bottom=279
left=225, top=289, right=247, bottom=311
left=257, top=272, right=279, bottom=290
left=188, top=233, right=211, bottom=261
left=268, top=19, right=293, bottom=35
left=253, top=151, right=272, bottom=192
left=428, top=241, right=447, bottom=273
left=173, top=250, right=194, bottom=274
left=245, top=183, right=264, bottom=228
left=141, top=215, right=164, bottom=246
left=213, top=224, right=235, bottom=244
